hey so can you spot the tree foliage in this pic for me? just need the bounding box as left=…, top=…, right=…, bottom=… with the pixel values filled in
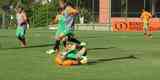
left=0, top=0, right=94, bottom=28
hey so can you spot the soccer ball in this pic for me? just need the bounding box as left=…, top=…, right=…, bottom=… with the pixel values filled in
left=80, top=56, right=88, bottom=64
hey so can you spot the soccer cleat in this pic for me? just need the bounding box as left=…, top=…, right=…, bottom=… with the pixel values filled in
left=80, top=42, right=87, bottom=46
left=80, top=56, right=88, bottom=64
left=46, top=49, right=55, bottom=55
left=148, top=34, right=152, bottom=38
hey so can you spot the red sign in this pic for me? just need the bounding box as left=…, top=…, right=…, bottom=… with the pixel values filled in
left=112, top=22, right=160, bottom=32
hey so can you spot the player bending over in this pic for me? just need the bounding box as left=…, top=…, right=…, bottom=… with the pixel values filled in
left=140, top=9, right=152, bottom=38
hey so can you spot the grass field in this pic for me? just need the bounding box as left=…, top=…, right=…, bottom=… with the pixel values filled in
left=0, top=28, right=160, bottom=80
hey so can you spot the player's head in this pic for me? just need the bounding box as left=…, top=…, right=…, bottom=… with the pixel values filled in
left=59, top=0, right=67, bottom=9
left=65, top=43, right=72, bottom=50
left=17, top=6, right=23, bottom=13
left=142, top=9, right=145, bottom=12
left=59, top=0, right=66, bottom=3
left=66, top=2, right=75, bottom=8
left=65, top=43, right=76, bottom=51
left=57, top=7, right=64, bottom=14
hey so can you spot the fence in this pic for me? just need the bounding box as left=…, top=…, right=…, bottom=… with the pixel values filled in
left=1, top=0, right=160, bottom=32
left=0, top=0, right=101, bottom=29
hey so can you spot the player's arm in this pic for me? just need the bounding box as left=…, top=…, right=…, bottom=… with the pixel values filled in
left=140, top=13, right=145, bottom=21
left=21, top=12, right=27, bottom=23
left=66, top=7, right=79, bottom=16
left=22, top=12, right=27, bottom=22
left=149, top=13, right=152, bottom=18
left=23, top=13, right=30, bottom=29
left=148, top=13, right=152, bottom=22
left=50, top=15, right=58, bottom=25
left=140, top=13, right=143, bottom=20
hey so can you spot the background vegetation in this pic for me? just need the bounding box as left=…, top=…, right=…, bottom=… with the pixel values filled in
left=0, top=0, right=94, bottom=28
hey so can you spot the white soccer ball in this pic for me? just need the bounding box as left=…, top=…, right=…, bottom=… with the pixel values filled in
left=80, top=56, right=88, bottom=64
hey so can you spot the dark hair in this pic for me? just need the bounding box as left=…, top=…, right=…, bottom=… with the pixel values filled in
left=59, top=0, right=75, bottom=10
left=66, top=2, right=75, bottom=8
left=57, top=7, right=64, bottom=13
left=17, top=6, right=24, bottom=10
left=60, top=0, right=66, bottom=3
left=16, top=6, right=24, bottom=13
left=52, top=16, right=56, bottom=20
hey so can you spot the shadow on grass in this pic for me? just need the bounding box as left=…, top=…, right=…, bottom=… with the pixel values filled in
left=88, top=47, right=116, bottom=51
left=2, top=44, right=53, bottom=50
left=87, top=55, right=137, bottom=65
left=2, top=44, right=115, bottom=51
left=0, top=35, right=9, bottom=38
left=81, top=36, right=104, bottom=39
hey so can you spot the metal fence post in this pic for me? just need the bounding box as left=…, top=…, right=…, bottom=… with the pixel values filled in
left=109, top=0, right=112, bottom=32
left=92, top=0, right=95, bottom=23
left=152, top=0, right=155, bottom=16
left=2, top=11, right=5, bottom=29
left=144, top=0, right=146, bottom=9
left=47, top=5, right=49, bottom=26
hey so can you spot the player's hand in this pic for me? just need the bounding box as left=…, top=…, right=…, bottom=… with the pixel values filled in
left=27, top=24, right=30, bottom=29
left=51, top=16, right=58, bottom=25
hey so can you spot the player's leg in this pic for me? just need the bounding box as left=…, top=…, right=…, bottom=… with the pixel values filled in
left=64, top=31, right=80, bottom=44
left=144, top=22, right=152, bottom=38
left=68, top=34, right=81, bottom=44
left=53, top=40, right=60, bottom=51
left=59, top=33, right=67, bottom=48
left=19, top=37, right=27, bottom=48
left=76, top=46, right=88, bottom=64
left=46, top=32, right=65, bottom=54
left=148, top=32, right=152, bottom=38
left=147, top=23, right=152, bottom=38
left=46, top=38, right=60, bottom=55
left=61, top=37, right=68, bottom=51
left=55, top=52, right=63, bottom=65
left=67, top=34, right=86, bottom=46
left=16, top=27, right=27, bottom=48
left=143, top=22, right=148, bottom=38
left=76, top=47, right=87, bottom=58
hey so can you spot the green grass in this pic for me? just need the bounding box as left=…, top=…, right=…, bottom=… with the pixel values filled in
left=0, top=29, right=160, bottom=80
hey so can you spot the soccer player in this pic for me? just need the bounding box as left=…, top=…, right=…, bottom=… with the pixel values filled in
left=46, top=8, right=66, bottom=54
left=55, top=43, right=88, bottom=66
left=140, top=9, right=152, bottom=38
left=62, top=43, right=87, bottom=61
left=59, top=0, right=86, bottom=46
left=47, top=1, right=86, bottom=54
left=16, top=7, right=28, bottom=48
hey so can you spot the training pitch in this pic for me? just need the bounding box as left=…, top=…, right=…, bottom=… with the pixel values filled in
left=0, top=28, right=159, bottom=80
